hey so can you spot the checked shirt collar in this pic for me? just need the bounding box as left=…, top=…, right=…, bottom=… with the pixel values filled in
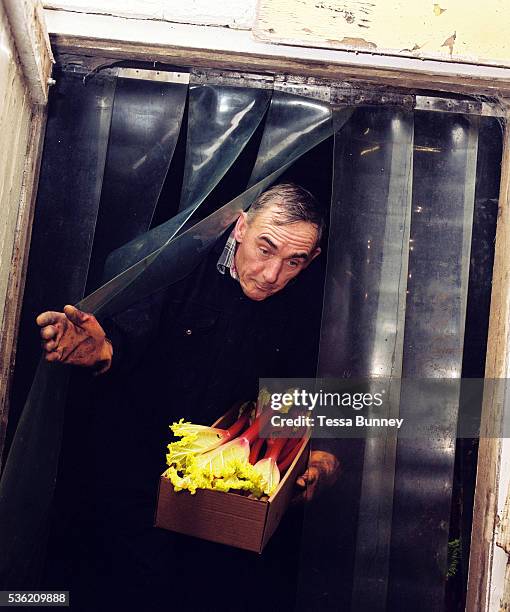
left=216, top=232, right=239, bottom=281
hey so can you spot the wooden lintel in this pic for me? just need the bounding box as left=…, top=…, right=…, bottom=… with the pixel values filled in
left=49, top=33, right=510, bottom=99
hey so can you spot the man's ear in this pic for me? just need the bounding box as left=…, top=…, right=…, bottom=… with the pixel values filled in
left=303, top=247, right=321, bottom=269
left=234, top=212, right=248, bottom=243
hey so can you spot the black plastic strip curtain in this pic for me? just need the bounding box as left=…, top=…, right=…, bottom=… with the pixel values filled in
left=387, top=112, right=479, bottom=612
left=0, top=69, right=117, bottom=587
left=103, top=75, right=272, bottom=280
left=248, top=90, right=333, bottom=186
left=86, top=74, right=188, bottom=293
left=0, top=70, right=346, bottom=586
left=297, top=108, right=482, bottom=612
left=349, top=110, right=414, bottom=611
left=82, top=96, right=351, bottom=318
left=297, top=107, right=414, bottom=611
left=8, top=70, right=118, bottom=432
left=178, top=79, right=272, bottom=213
left=102, top=87, right=343, bottom=281
left=0, top=65, right=495, bottom=609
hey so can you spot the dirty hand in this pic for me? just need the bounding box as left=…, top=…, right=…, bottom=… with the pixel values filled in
left=36, top=305, right=112, bottom=374
left=294, top=450, right=340, bottom=503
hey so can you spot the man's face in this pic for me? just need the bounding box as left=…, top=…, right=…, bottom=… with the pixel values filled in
left=233, top=203, right=321, bottom=301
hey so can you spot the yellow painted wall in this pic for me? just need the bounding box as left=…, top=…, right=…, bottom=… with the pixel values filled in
left=254, top=0, right=510, bottom=67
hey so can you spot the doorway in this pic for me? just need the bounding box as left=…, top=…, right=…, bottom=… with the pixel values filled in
left=2, top=64, right=503, bottom=611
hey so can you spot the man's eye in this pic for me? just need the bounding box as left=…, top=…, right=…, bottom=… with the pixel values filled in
left=288, top=260, right=300, bottom=268
left=259, top=247, right=270, bottom=256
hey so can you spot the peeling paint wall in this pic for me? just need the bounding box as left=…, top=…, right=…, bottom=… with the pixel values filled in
left=0, top=1, right=33, bottom=330
left=43, top=0, right=510, bottom=68
left=254, top=0, right=510, bottom=67
left=0, top=0, right=50, bottom=466
left=493, top=436, right=510, bottom=611
left=43, top=0, right=258, bottom=29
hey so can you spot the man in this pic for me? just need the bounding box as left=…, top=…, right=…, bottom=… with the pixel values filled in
left=37, top=183, right=339, bottom=609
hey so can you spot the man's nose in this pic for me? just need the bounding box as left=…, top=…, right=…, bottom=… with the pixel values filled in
left=262, top=259, right=282, bottom=284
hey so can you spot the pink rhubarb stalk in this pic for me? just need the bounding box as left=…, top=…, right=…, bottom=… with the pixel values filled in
left=277, top=438, right=305, bottom=474
left=253, top=437, right=288, bottom=494
left=249, top=438, right=265, bottom=464
left=167, top=403, right=252, bottom=467
left=277, top=437, right=302, bottom=465
left=195, top=410, right=272, bottom=472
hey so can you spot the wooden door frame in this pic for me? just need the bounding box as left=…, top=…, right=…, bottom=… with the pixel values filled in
left=0, top=0, right=52, bottom=467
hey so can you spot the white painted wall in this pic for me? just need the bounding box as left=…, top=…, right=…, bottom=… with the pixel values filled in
left=0, top=1, right=33, bottom=329
left=43, top=0, right=257, bottom=29
left=0, top=0, right=51, bottom=462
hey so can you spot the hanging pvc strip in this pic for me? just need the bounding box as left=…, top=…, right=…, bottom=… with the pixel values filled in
left=0, top=91, right=350, bottom=586
left=0, top=164, right=292, bottom=588
left=103, top=80, right=272, bottom=281
left=348, top=109, right=414, bottom=612
left=296, top=107, right=414, bottom=611
left=387, top=112, right=479, bottom=611
left=85, top=72, right=188, bottom=293
left=248, top=90, right=341, bottom=186
left=316, top=107, right=413, bottom=378
left=102, top=89, right=351, bottom=282
left=7, top=69, right=117, bottom=439
left=177, top=76, right=272, bottom=213
left=82, top=158, right=301, bottom=317
left=0, top=69, right=117, bottom=587
left=82, top=105, right=347, bottom=319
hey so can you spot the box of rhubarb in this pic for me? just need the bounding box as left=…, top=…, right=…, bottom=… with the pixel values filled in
left=154, top=395, right=310, bottom=553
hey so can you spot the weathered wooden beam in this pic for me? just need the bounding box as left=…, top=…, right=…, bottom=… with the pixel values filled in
left=0, top=108, right=47, bottom=470
left=4, top=0, right=54, bottom=105
left=0, top=0, right=51, bottom=467
left=466, top=111, right=510, bottom=612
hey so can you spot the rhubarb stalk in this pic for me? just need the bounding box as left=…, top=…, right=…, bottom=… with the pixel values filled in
left=195, top=410, right=269, bottom=472
left=249, top=438, right=265, bottom=464
left=253, top=437, right=288, bottom=495
left=166, top=403, right=251, bottom=468
left=277, top=439, right=305, bottom=474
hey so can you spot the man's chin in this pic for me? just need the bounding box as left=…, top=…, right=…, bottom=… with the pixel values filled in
left=241, top=282, right=272, bottom=301
left=245, top=290, right=269, bottom=301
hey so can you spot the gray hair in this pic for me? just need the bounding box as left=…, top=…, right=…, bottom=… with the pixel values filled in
left=247, top=183, right=325, bottom=246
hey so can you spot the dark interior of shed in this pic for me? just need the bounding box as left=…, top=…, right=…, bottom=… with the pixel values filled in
left=2, top=62, right=502, bottom=611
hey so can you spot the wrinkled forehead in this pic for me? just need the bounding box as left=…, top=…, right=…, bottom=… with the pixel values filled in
left=247, top=203, right=319, bottom=251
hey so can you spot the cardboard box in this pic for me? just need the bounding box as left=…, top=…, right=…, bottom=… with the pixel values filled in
left=154, top=409, right=310, bottom=553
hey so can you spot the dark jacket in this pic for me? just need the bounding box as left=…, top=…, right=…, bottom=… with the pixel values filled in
left=90, top=232, right=322, bottom=502
left=49, top=232, right=323, bottom=611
